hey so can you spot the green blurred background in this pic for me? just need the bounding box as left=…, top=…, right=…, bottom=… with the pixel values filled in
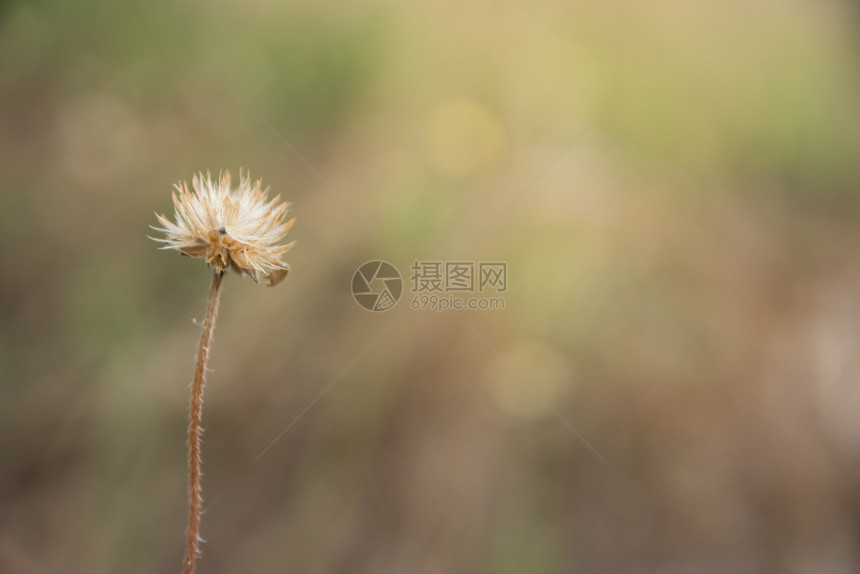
left=3, top=0, right=860, bottom=572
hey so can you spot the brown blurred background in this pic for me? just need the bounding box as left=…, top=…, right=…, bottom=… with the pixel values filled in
left=3, top=0, right=860, bottom=572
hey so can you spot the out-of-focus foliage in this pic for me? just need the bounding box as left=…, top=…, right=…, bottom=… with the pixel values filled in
left=2, top=1, right=860, bottom=572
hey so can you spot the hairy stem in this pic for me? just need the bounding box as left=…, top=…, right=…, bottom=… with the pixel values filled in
left=183, top=270, right=224, bottom=574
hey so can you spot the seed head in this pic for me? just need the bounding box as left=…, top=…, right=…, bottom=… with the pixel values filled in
left=151, top=171, right=295, bottom=286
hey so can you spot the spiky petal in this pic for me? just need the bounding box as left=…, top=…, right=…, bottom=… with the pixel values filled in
left=151, top=171, right=295, bottom=286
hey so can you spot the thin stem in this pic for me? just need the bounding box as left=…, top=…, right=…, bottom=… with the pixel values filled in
left=183, top=270, right=224, bottom=574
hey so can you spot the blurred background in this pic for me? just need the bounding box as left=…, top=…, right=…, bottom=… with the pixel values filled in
left=2, top=0, right=860, bottom=572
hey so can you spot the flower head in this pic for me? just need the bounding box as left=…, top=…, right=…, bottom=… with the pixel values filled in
left=151, top=170, right=295, bottom=286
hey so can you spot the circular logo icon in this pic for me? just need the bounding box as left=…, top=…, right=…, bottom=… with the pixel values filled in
left=352, top=261, right=403, bottom=312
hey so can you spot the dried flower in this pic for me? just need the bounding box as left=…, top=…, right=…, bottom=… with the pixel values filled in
left=151, top=170, right=295, bottom=286
left=151, top=170, right=295, bottom=574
